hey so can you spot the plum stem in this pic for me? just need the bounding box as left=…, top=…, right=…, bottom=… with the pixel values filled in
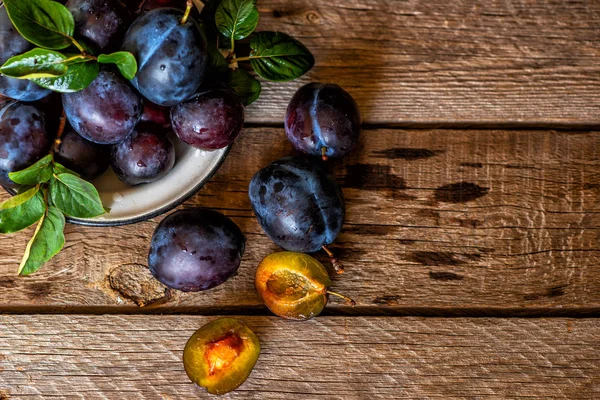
left=51, top=109, right=67, bottom=155
left=327, top=290, right=356, bottom=306
left=181, top=0, right=193, bottom=24
left=321, top=146, right=328, bottom=161
left=322, top=245, right=344, bottom=274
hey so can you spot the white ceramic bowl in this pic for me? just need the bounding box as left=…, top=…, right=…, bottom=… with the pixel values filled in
left=59, top=134, right=228, bottom=226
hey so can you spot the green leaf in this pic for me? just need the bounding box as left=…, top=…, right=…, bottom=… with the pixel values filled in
left=17, top=185, right=36, bottom=195
left=31, top=60, right=99, bottom=93
left=49, top=173, right=105, bottom=218
left=3, top=0, right=75, bottom=50
left=0, top=186, right=38, bottom=210
left=249, top=31, right=315, bottom=82
left=98, top=52, right=138, bottom=80
left=0, top=48, right=68, bottom=79
left=228, top=69, right=261, bottom=105
left=0, top=187, right=45, bottom=234
left=18, top=206, right=65, bottom=276
left=53, top=161, right=80, bottom=177
left=8, top=154, right=53, bottom=185
left=216, top=0, right=259, bottom=41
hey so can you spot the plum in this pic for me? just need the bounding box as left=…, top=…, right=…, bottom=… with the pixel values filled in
left=140, top=100, right=171, bottom=130
left=0, top=7, right=51, bottom=102
left=111, top=128, right=175, bottom=186
left=122, top=8, right=207, bottom=106
left=171, top=89, right=244, bottom=150
left=248, top=156, right=345, bottom=271
left=183, top=318, right=260, bottom=395
left=255, top=252, right=354, bottom=320
left=285, top=83, right=360, bottom=160
left=67, top=0, right=132, bottom=50
left=148, top=208, right=246, bottom=292
left=0, top=102, right=51, bottom=188
left=54, top=125, right=111, bottom=181
left=62, top=69, right=143, bottom=144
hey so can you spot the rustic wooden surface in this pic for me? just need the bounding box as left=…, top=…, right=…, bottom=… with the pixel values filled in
left=247, top=0, right=600, bottom=126
left=0, top=316, right=598, bottom=399
left=0, top=127, right=599, bottom=313
left=1, top=0, right=600, bottom=398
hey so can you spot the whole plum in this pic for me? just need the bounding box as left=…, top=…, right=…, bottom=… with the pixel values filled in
left=111, top=128, right=175, bottom=186
left=122, top=8, right=206, bottom=106
left=0, top=102, right=51, bottom=188
left=62, top=69, right=143, bottom=144
left=148, top=208, right=246, bottom=292
left=285, top=83, right=360, bottom=160
left=0, top=7, right=50, bottom=102
left=248, top=156, right=345, bottom=254
left=54, top=125, right=110, bottom=181
left=67, top=0, right=131, bottom=50
left=171, top=89, right=244, bottom=150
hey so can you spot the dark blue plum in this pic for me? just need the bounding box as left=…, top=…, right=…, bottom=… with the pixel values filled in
left=285, top=83, right=360, bottom=160
left=171, top=89, right=244, bottom=150
left=111, top=128, right=175, bottom=186
left=67, top=0, right=131, bottom=50
left=122, top=8, right=207, bottom=106
left=54, top=125, right=111, bottom=181
left=248, top=156, right=345, bottom=253
left=148, top=208, right=246, bottom=292
left=0, top=102, right=51, bottom=188
left=0, top=7, right=51, bottom=102
left=62, top=69, right=143, bottom=144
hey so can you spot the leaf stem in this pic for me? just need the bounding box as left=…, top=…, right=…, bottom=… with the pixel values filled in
left=230, top=56, right=251, bottom=63
left=181, top=0, right=193, bottom=25
left=62, top=54, right=96, bottom=64
left=71, top=38, right=86, bottom=53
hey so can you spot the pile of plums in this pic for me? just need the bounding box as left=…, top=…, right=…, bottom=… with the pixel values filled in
left=149, top=82, right=361, bottom=299
left=149, top=82, right=360, bottom=394
left=0, top=0, right=244, bottom=188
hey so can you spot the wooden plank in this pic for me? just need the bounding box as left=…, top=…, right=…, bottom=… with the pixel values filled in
left=0, top=128, right=599, bottom=312
left=0, top=316, right=597, bottom=399
left=243, top=0, right=600, bottom=125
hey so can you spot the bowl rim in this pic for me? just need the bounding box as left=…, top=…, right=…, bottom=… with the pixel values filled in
left=2, top=146, right=231, bottom=227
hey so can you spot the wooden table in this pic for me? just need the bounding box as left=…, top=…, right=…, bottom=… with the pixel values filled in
left=1, top=0, right=600, bottom=398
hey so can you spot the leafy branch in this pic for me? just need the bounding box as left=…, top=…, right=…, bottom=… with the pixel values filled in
left=0, top=112, right=106, bottom=276
left=202, top=0, right=315, bottom=105
left=0, top=0, right=137, bottom=93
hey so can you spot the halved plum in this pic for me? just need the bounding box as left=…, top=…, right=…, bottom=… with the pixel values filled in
left=183, top=318, right=260, bottom=395
left=255, top=252, right=354, bottom=321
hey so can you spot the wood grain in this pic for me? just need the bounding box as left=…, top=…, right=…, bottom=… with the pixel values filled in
left=0, top=128, right=598, bottom=313
left=0, top=316, right=597, bottom=399
left=240, top=0, right=600, bottom=126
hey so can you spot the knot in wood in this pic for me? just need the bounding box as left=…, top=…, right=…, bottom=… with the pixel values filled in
left=108, top=263, right=169, bottom=307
